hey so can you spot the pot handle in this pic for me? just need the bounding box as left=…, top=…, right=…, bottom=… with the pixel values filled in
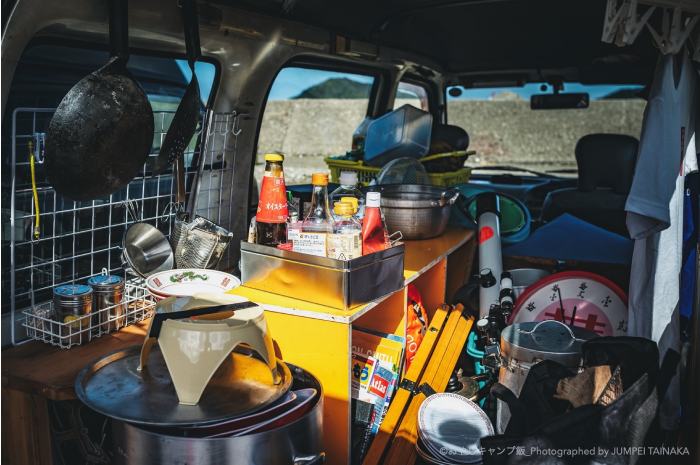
left=520, top=319, right=587, bottom=343
left=438, top=189, right=460, bottom=207
left=294, top=453, right=325, bottom=465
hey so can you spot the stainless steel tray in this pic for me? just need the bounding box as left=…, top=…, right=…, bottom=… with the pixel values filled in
left=75, top=345, right=292, bottom=427
left=240, top=242, right=405, bottom=310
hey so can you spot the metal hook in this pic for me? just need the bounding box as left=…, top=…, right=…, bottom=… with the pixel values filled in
left=121, top=199, right=140, bottom=222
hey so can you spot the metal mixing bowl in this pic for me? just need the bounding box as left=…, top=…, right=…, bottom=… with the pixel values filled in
left=121, top=223, right=174, bottom=277
left=367, top=185, right=460, bottom=240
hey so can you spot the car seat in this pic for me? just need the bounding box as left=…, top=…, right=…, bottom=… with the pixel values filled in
left=541, top=134, right=639, bottom=237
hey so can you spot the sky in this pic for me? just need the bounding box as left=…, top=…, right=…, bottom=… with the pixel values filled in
left=176, top=60, right=217, bottom=104
left=268, top=67, right=643, bottom=101
left=447, top=82, right=644, bottom=100
left=175, top=63, right=643, bottom=102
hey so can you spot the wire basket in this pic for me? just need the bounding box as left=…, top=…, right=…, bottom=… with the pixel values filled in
left=325, top=156, right=472, bottom=187
left=22, top=283, right=156, bottom=349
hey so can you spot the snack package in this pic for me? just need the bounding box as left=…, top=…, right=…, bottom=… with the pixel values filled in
left=405, top=284, right=429, bottom=370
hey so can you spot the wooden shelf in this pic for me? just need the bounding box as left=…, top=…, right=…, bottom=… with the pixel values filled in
left=2, top=320, right=150, bottom=401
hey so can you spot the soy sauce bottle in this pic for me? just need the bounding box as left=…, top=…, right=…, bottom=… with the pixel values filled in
left=255, top=153, right=288, bottom=246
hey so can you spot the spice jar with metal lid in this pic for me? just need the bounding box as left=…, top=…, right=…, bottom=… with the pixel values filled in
left=53, top=284, right=93, bottom=346
left=88, top=274, right=126, bottom=333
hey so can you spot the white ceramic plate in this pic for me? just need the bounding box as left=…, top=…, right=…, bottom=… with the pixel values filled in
left=146, top=269, right=241, bottom=298
left=418, top=393, right=494, bottom=464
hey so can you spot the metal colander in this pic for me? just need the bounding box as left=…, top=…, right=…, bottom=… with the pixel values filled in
left=172, top=215, right=233, bottom=269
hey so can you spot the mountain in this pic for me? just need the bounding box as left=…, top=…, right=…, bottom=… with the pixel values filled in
left=293, top=77, right=415, bottom=99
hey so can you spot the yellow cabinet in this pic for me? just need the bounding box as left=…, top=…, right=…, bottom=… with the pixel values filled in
left=229, top=228, right=475, bottom=465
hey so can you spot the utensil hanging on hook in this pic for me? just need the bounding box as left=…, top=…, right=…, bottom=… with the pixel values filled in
left=152, top=0, right=202, bottom=175
left=45, top=0, right=154, bottom=201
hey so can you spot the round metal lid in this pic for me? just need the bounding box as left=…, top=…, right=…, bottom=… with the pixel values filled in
left=87, top=275, right=124, bottom=288
left=75, top=345, right=292, bottom=427
left=500, top=320, right=597, bottom=366
left=54, top=284, right=93, bottom=297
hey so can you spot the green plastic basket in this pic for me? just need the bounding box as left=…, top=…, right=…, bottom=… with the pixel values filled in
left=325, top=157, right=471, bottom=187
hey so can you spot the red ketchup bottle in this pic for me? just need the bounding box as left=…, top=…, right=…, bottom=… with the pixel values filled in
left=361, top=192, right=389, bottom=255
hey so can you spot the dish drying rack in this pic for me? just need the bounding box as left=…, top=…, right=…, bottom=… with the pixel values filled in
left=23, top=281, right=157, bottom=349
left=8, top=108, right=244, bottom=347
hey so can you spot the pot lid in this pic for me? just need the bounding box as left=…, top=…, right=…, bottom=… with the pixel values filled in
left=75, top=345, right=292, bottom=427
left=500, top=320, right=597, bottom=365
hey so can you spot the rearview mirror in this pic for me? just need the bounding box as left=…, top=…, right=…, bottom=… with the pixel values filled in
left=530, top=93, right=590, bottom=110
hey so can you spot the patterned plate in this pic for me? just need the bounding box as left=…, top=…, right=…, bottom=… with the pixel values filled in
left=509, top=271, right=628, bottom=336
left=146, top=268, right=240, bottom=299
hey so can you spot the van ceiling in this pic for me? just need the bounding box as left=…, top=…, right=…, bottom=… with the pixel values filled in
left=221, top=0, right=660, bottom=84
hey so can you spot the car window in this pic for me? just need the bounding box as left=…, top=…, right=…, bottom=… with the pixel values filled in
left=257, top=66, right=376, bottom=185
left=1, top=42, right=218, bottom=321
left=393, top=81, right=429, bottom=111
left=445, top=82, right=645, bottom=175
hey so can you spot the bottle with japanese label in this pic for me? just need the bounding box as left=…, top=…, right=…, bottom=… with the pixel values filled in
left=327, top=202, right=362, bottom=260
left=255, top=153, right=288, bottom=246
left=302, top=173, right=333, bottom=233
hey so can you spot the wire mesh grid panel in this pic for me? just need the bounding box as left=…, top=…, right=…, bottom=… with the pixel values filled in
left=5, top=108, right=239, bottom=346
left=190, top=111, right=243, bottom=270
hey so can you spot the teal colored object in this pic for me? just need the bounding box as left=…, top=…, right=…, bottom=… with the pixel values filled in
left=450, top=184, right=531, bottom=244
left=466, top=331, right=487, bottom=407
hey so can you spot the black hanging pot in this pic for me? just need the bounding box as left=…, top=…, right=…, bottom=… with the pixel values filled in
left=45, top=0, right=154, bottom=201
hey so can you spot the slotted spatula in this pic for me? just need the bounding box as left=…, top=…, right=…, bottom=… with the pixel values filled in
left=152, top=0, right=201, bottom=175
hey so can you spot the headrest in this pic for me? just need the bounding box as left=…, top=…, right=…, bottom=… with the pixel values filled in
left=430, top=123, right=470, bottom=153
left=576, top=134, right=639, bottom=194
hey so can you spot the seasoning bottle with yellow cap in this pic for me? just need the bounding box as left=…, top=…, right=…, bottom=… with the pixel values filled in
left=256, top=152, right=288, bottom=246
left=302, top=172, right=333, bottom=233
left=327, top=201, right=362, bottom=260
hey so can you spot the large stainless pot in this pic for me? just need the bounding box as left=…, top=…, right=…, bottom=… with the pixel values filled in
left=111, top=363, right=324, bottom=465
left=368, top=185, right=459, bottom=240
left=497, top=320, right=597, bottom=433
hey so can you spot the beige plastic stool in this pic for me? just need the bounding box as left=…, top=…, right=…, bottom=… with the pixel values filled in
left=139, top=293, right=279, bottom=405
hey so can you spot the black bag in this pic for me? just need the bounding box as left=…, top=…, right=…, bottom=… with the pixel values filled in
left=481, top=337, right=661, bottom=465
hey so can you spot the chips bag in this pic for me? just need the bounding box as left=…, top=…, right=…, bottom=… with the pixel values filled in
left=405, top=284, right=429, bottom=370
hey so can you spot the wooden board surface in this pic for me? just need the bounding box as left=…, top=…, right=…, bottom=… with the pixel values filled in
left=1, top=320, right=149, bottom=400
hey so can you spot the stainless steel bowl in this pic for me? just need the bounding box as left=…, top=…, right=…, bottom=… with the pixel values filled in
left=508, top=268, right=550, bottom=300
left=121, top=223, right=174, bottom=277
left=369, top=185, right=459, bottom=240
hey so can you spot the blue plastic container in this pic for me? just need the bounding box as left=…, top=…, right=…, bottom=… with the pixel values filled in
left=363, top=104, right=432, bottom=166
